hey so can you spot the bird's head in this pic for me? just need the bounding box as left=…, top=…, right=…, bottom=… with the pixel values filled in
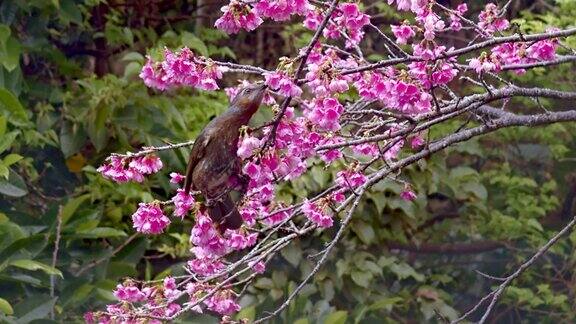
left=230, top=83, right=267, bottom=115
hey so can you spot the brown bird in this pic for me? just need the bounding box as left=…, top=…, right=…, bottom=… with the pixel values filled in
left=184, top=83, right=267, bottom=231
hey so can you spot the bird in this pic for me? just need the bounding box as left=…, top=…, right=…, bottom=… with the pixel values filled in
left=184, top=83, right=267, bottom=231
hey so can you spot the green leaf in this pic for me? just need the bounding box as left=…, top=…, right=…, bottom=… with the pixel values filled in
left=0, top=88, right=28, bottom=126
left=0, top=115, right=6, bottom=136
left=3, top=153, right=22, bottom=166
left=121, top=52, right=145, bottom=62
left=351, top=221, right=375, bottom=245
left=368, top=297, right=403, bottom=311
left=323, top=310, right=348, bottom=324
left=389, top=262, right=424, bottom=282
left=73, top=227, right=127, bottom=239
left=0, top=37, right=21, bottom=71
left=123, top=61, right=142, bottom=79
left=0, top=161, right=8, bottom=179
left=59, top=120, right=86, bottom=158
left=280, top=242, right=302, bottom=267
left=0, top=25, right=10, bottom=44
left=64, top=284, right=94, bottom=306
left=13, top=296, right=57, bottom=323
left=61, top=194, right=90, bottom=224
left=235, top=305, right=255, bottom=321
left=9, top=259, right=63, bottom=277
left=0, top=169, right=27, bottom=197
left=351, top=271, right=372, bottom=288
left=181, top=32, right=209, bottom=56
left=0, top=297, right=13, bottom=315
left=0, top=130, right=18, bottom=154
left=60, top=0, right=82, bottom=24
left=254, top=277, right=274, bottom=290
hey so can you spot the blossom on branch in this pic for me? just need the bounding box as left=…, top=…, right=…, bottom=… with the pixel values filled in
left=98, top=154, right=163, bottom=183
left=264, top=71, right=303, bottom=97
left=132, top=202, right=171, bottom=234
left=478, top=3, right=509, bottom=35
left=140, top=48, right=223, bottom=91
left=254, top=0, right=308, bottom=21
left=215, top=1, right=263, bottom=34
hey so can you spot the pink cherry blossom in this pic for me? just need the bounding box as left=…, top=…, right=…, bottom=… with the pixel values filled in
left=254, top=0, right=308, bottom=21
left=302, top=200, right=333, bottom=228
left=264, top=71, right=302, bottom=97
left=113, top=283, right=145, bottom=302
left=170, top=172, right=185, bottom=184
left=172, top=189, right=196, bottom=218
left=304, top=97, right=344, bottom=131
left=410, top=135, right=425, bottom=149
left=384, top=139, right=405, bottom=160
left=237, top=135, right=264, bottom=159
left=336, top=169, right=367, bottom=190
left=129, top=154, right=163, bottom=175
left=352, top=143, right=380, bottom=157
left=469, top=53, right=502, bottom=74
left=215, top=1, right=263, bottom=34
left=98, top=154, right=164, bottom=184
left=140, top=48, right=223, bottom=91
left=132, top=203, right=170, bottom=234
left=478, top=3, right=509, bottom=35
left=303, top=3, right=370, bottom=48
left=400, top=190, right=417, bottom=201
left=249, top=260, right=266, bottom=274
left=391, top=24, right=416, bottom=45
left=205, top=291, right=241, bottom=315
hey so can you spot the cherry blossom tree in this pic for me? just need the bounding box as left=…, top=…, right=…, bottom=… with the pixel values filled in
left=86, top=1, right=576, bottom=323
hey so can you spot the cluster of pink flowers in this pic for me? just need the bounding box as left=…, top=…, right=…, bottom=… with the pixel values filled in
left=304, top=97, right=344, bottom=131
left=254, top=0, right=308, bottom=21
left=215, top=1, right=263, bottom=34
left=172, top=189, right=196, bottom=218
left=388, top=0, right=428, bottom=14
left=305, top=48, right=356, bottom=96
left=187, top=283, right=240, bottom=315
left=98, top=154, right=163, bottom=183
left=352, top=143, right=379, bottom=157
left=478, top=3, right=509, bottom=35
left=113, top=282, right=145, bottom=303
left=490, top=37, right=559, bottom=73
left=355, top=71, right=432, bottom=115
left=215, top=0, right=310, bottom=34
left=188, top=210, right=258, bottom=277
left=302, top=199, right=333, bottom=228
left=304, top=3, right=370, bottom=48
left=264, top=71, right=303, bottom=97
left=132, top=202, right=171, bottom=234
left=86, top=278, right=184, bottom=322
left=140, top=48, right=223, bottom=91
left=448, top=3, right=468, bottom=31
left=468, top=52, right=502, bottom=74
left=336, top=169, right=367, bottom=190
left=391, top=23, right=416, bottom=45
left=408, top=58, right=458, bottom=88
left=205, top=290, right=241, bottom=315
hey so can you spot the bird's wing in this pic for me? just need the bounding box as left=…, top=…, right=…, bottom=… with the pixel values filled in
left=183, top=130, right=212, bottom=194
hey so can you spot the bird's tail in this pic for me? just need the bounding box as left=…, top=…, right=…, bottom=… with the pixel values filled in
left=207, top=193, right=243, bottom=231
